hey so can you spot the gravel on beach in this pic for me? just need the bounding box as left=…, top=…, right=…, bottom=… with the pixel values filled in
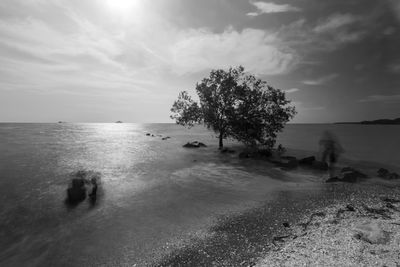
left=256, top=183, right=400, bottom=267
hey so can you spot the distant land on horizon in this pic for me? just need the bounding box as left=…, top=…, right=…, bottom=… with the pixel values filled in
left=335, top=118, right=400, bottom=125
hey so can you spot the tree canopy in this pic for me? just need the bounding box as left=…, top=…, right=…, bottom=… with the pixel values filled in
left=170, top=66, right=296, bottom=149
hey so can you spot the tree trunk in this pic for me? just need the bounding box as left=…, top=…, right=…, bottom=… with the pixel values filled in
left=219, top=133, right=224, bottom=149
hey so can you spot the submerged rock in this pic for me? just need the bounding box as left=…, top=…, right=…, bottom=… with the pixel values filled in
left=183, top=141, right=207, bottom=148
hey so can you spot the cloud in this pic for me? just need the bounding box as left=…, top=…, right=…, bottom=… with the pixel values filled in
left=247, top=1, right=301, bottom=16
left=302, top=74, right=339, bottom=86
left=284, top=88, right=299, bottom=93
left=314, top=14, right=358, bottom=33
left=358, top=94, right=400, bottom=103
left=170, top=28, right=298, bottom=75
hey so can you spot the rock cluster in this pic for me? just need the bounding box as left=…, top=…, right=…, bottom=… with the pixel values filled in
left=377, top=168, right=400, bottom=180
left=66, top=170, right=100, bottom=205
left=326, top=167, right=368, bottom=183
left=183, top=141, right=207, bottom=148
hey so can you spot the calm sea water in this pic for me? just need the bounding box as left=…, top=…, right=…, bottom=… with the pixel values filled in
left=0, top=123, right=399, bottom=266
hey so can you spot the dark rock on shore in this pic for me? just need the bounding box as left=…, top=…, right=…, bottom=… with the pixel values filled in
left=221, top=147, right=235, bottom=154
left=239, top=149, right=272, bottom=159
left=326, top=167, right=368, bottom=183
left=183, top=141, right=207, bottom=148
left=377, top=168, right=400, bottom=180
left=278, top=156, right=298, bottom=170
left=299, top=156, right=316, bottom=165
left=162, top=136, right=171, bottom=140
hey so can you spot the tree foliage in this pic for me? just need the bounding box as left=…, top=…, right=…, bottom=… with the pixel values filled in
left=170, top=66, right=296, bottom=149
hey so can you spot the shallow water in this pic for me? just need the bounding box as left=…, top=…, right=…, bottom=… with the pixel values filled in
left=0, top=123, right=399, bottom=266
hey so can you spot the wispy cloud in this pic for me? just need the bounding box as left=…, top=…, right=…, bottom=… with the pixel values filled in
left=314, top=14, right=358, bottom=33
left=358, top=94, right=400, bottom=103
left=302, top=74, right=339, bottom=86
left=247, top=1, right=301, bottom=16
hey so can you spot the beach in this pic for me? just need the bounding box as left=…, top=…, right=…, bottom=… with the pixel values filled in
left=154, top=155, right=400, bottom=266
left=0, top=123, right=399, bottom=266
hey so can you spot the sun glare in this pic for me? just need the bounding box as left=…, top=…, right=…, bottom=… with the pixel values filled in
left=105, top=0, right=139, bottom=12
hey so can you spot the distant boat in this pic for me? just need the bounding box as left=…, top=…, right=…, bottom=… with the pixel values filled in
left=115, top=121, right=123, bottom=123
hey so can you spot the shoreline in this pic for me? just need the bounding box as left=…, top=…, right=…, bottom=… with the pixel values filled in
left=153, top=148, right=400, bottom=266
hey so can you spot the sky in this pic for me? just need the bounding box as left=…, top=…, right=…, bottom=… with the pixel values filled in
left=0, top=0, right=399, bottom=123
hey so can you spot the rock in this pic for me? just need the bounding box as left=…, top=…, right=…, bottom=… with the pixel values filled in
left=346, top=204, right=356, bottom=211
left=378, top=168, right=390, bottom=177
left=326, top=168, right=368, bottom=183
left=146, top=133, right=151, bottom=136
left=387, top=172, right=400, bottom=179
left=311, top=160, right=329, bottom=171
left=353, top=222, right=390, bottom=244
left=326, top=176, right=340, bottom=183
left=162, top=136, right=171, bottom=140
left=221, top=148, right=235, bottom=154
left=67, top=178, right=86, bottom=203
left=279, top=156, right=298, bottom=169
left=183, top=141, right=207, bottom=148
left=238, top=149, right=272, bottom=159
left=299, top=156, right=316, bottom=165
left=341, top=167, right=368, bottom=182
left=377, top=168, right=400, bottom=180
left=71, top=178, right=85, bottom=188
left=282, top=222, right=290, bottom=228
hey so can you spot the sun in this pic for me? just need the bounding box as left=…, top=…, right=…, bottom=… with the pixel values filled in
left=105, top=0, right=139, bottom=12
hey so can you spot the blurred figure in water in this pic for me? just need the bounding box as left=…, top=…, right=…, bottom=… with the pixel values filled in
left=319, top=130, right=344, bottom=177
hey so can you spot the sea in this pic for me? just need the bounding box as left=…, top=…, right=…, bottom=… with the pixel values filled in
left=0, top=123, right=399, bottom=266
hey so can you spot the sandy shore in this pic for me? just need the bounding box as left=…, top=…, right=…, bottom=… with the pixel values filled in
left=256, top=182, right=400, bottom=266
left=154, top=148, right=400, bottom=266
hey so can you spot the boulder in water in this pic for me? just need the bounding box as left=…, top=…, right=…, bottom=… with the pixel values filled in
left=221, top=147, right=235, bottom=154
left=299, top=156, right=316, bottom=165
left=67, top=178, right=86, bottom=203
left=183, top=141, right=207, bottom=148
